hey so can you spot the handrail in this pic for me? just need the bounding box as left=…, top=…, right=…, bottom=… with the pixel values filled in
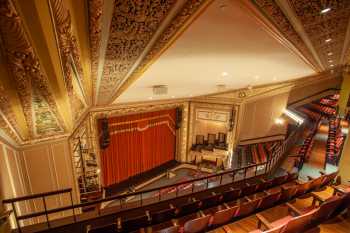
left=287, top=88, right=339, bottom=106
left=3, top=121, right=303, bottom=232
left=2, top=188, right=72, bottom=203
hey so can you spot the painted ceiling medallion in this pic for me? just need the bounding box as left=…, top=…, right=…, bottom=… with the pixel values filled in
left=49, top=0, right=88, bottom=120
left=97, top=0, right=177, bottom=104
left=0, top=0, right=66, bottom=140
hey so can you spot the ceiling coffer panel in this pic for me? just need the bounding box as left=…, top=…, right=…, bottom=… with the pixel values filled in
left=287, top=0, right=350, bottom=67
left=49, top=0, right=88, bottom=122
left=97, top=0, right=177, bottom=104
left=0, top=0, right=67, bottom=141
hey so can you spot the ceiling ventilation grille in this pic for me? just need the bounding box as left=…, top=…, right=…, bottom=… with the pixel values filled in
left=152, top=85, right=168, bottom=95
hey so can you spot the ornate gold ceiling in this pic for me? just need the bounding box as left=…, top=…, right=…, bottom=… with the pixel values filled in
left=0, top=0, right=349, bottom=145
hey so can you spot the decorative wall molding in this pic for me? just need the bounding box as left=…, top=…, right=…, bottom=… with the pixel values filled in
left=0, top=0, right=67, bottom=141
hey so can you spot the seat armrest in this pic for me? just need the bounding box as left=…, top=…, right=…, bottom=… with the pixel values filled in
left=169, top=203, right=175, bottom=209
left=223, top=203, right=230, bottom=209
left=199, top=210, right=205, bottom=217
left=332, top=185, right=348, bottom=195
left=286, top=203, right=303, bottom=216
left=171, top=219, right=178, bottom=226
left=245, top=196, right=253, bottom=202
left=256, top=213, right=273, bottom=229
left=310, top=192, right=326, bottom=205
left=263, top=190, right=270, bottom=195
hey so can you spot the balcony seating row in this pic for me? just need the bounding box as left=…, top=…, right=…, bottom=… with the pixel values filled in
left=327, top=117, right=344, bottom=165
left=308, top=103, right=336, bottom=116
left=87, top=171, right=338, bottom=233
left=86, top=172, right=300, bottom=233
left=241, top=140, right=281, bottom=166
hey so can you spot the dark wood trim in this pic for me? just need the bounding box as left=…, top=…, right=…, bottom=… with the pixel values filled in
left=287, top=88, right=340, bottom=106
left=3, top=188, right=72, bottom=203
left=239, top=134, right=286, bottom=144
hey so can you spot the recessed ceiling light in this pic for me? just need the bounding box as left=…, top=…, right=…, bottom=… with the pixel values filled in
left=273, top=76, right=278, bottom=81
left=327, top=52, right=333, bottom=56
left=320, top=7, right=331, bottom=14
left=328, top=60, right=333, bottom=63
left=254, top=75, right=260, bottom=80
left=221, top=71, right=229, bottom=77
left=171, top=96, right=175, bottom=98
left=330, top=64, right=334, bottom=67
left=148, top=96, right=153, bottom=100
left=247, top=85, right=253, bottom=90
left=325, top=38, right=332, bottom=43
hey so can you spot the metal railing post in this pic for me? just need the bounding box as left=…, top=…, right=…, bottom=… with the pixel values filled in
left=42, top=197, right=50, bottom=228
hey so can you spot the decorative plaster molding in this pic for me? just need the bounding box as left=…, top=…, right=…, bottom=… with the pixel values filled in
left=88, top=0, right=103, bottom=104
left=109, top=0, right=213, bottom=104
left=48, top=0, right=87, bottom=121
left=0, top=0, right=67, bottom=141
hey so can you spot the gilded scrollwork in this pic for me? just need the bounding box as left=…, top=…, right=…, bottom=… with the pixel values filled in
left=0, top=0, right=66, bottom=141
left=49, top=0, right=87, bottom=120
left=97, top=0, right=177, bottom=104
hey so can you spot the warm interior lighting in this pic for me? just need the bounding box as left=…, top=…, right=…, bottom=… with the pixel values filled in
left=283, top=109, right=304, bottom=125
left=328, top=52, right=333, bottom=56
left=325, top=38, right=332, bottom=43
left=328, top=60, right=333, bottom=63
left=274, top=118, right=285, bottom=125
left=221, top=71, right=229, bottom=77
left=330, top=64, right=334, bottom=67
left=148, top=96, right=153, bottom=100
left=320, top=7, right=331, bottom=14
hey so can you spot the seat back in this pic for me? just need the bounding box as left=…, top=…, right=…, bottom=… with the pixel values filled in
left=236, top=199, right=259, bottom=217
left=156, top=225, right=180, bottom=233
left=196, top=135, right=204, bottom=145
left=87, top=223, right=117, bottom=233
left=242, top=184, right=257, bottom=196
left=183, top=215, right=211, bottom=233
left=218, top=133, right=226, bottom=143
left=222, top=189, right=241, bottom=202
left=322, top=171, right=338, bottom=186
left=313, top=195, right=342, bottom=222
left=210, top=206, right=238, bottom=226
left=332, top=191, right=350, bottom=217
left=257, top=191, right=281, bottom=210
left=255, top=182, right=268, bottom=192
left=151, top=208, right=176, bottom=224
left=208, top=134, right=216, bottom=145
left=295, top=181, right=311, bottom=196
left=122, top=214, right=149, bottom=232
left=201, top=193, right=222, bottom=209
left=280, top=186, right=298, bottom=202
left=177, top=200, right=201, bottom=216
left=283, top=208, right=319, bottom=233
left=287, top=172, right=298, bottom=182
left=272, top=175, right=288, bottom=186
left=309, top=176, right=324, bottom=190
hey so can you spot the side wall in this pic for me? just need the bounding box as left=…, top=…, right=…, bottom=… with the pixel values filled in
left=0, top=137, right=76, bottom=228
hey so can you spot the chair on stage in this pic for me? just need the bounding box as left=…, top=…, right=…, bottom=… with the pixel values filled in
left=192, top=135, right=205, bottom=152
left=215, top=132, right=228, bottom=150
left=204, top=133, right=216, bottom=151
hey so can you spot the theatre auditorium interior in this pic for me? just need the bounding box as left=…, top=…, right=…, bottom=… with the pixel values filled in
left=3, top=1, right=350, bottom=233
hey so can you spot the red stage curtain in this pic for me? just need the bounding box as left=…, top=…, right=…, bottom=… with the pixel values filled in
left=99, top=109, right=176, bottom=186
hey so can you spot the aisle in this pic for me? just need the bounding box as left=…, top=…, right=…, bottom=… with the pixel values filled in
left=306, top=123, right=328, bottom=170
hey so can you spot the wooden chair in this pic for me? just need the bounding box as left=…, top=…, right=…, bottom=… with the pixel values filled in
left=248, top=224, right=286, bottom=233
left=86, top=223, right=117, bottom=233
left=176, top=200, right=201, bottom=217
left=234, top=198, right=259, bottom=218
left=242, top=183, right=258, bottom=196
left=256, top=205, right=319, bottom=233
left=183, top=214, right=211, bottom=233
left=256, top=191, right=281, bottom=210
left=120, top=214, right=149, bottom=232
left=192, top=135, right=205, bottom=152
left=295, top=180, right=312, bottom=197
left=200, top=193, right=222, bottom=209
left=215, top=132, right=228, bottom=150
left=151, top=207, right=176, bottom=225
left=204, top=134, right=216, bottom=151
left=209, top=206, right=238, bottom=227
left=156, top=225, right=180, bottom=233
left=222, top=188, right=241, bottom=203
left=279, top=185, right=298, bottom=202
